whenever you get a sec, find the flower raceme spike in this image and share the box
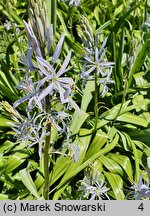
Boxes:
[81,36,115,96]
[36,50,74,104]
[82,38,114,78]
[28,0,52,51]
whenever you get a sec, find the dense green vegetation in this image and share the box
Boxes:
[0,0,150,200]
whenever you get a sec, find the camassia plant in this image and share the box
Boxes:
[0,0,150,200]
[8,0,81,200]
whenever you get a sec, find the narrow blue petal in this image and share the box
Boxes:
[64,98,80,116]
[21,47,35,69]
[37,83,53,103]
[54,82,65,103]
[82,65,96,77]
[13,95,32,108]
[84,47,93,55]
[27,97,35,110]
[99,62,114,67]
[36,77,47,89]
[21,53,29,67]
[95,33,99,47]
[83,55,94,64]
[58,77,74,85]
[99,37,107,54]
[52,34,65,63]
[57,51,72,77]
[95,47,99,62]
[36,56,54,77]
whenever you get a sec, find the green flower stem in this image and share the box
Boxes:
[43,0,57,199]
[43,125,51,200]
[94,69,98,134]
[43,89,51,200]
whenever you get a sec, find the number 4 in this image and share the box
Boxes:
[138,203,144,211]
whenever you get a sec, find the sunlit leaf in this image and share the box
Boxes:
[99,155,124,176]
[70,110,89,135]
[117,112,148,127]
[85,130,108,159]
[105,172,125,200]
[19,169,40,199]
[4,155,25,174]
[107,153,133,180]
[81,81,95,112]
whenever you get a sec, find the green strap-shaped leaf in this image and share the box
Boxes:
[85,130,108,159]
[124,133,140,183]
[129,128,150,145]
[19,169,40,199]
[65,34,84,55]
[34,158,45,191]
[50,157,72,186]
[0,84,18,102]
[6,2,24,26]
[70,110,89,135]
[117,112,148,127]
[104,172,125,200]
[81,81,95,112]
[99,155,124,176]
[107,153,133,181]
[0,140,15,154]
[96,20,112,34]
[4,155,25,174]
[0,115,15,129]
[113,1,143,34]
[100,99,150,123]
